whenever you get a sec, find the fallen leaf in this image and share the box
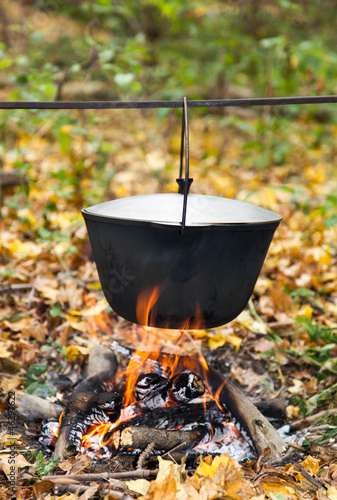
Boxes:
[328,487,337,500]
[33,480,54,497]
[58,453,91,473]
[126,479,151,495]
[301,455,320,476]
[254,338,276,353]
[288,379,304,395]
[0,453,31,479]
[196,454,230,478]
[65,345,90,362]
[79,483,99,500]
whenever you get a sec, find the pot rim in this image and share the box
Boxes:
[82,193,283,228]
[82,210,281,231]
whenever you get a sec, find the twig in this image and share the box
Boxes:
[39,469,158,482]
[0,283,32,294]
[299,467,327,489]
[290,408,337,431]
[54,483,134,499]
[137,443,155,469]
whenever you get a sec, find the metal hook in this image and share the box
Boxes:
[176,97,193,234]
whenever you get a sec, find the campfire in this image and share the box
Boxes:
[41,292,286,466]
[42,343,254,463]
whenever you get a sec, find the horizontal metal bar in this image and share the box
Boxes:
[0,95,336,110]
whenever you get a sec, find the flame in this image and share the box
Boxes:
[135,282,206,330]
[76,286,229,455]
[136,284,163,327]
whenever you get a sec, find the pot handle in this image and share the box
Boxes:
[176,96,193,234]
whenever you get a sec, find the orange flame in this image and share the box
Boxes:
[77,286,226,454]
[135,284,163,327]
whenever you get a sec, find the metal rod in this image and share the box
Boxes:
[180,97,189,234]
[0,95,337,110]
[179,105,185,179]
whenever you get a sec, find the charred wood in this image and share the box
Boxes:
[170,372,205,402]
[110,342,287,460]
[111,401,225,432]
[54,345,120,459]
[134,372,172,409]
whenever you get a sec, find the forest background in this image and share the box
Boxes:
[1,1,337,499]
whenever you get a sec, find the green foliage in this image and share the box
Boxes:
[3,1,337,101]
[35,451,60,477]
[25,363,57,398]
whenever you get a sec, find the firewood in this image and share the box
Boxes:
[110,342,287,460]
[170,372,205,402]
[16,394,63,420]
[54,344,120,459]
[205,366,287,461]
[113,426,209,452]
[134,372,172,409]
[111,401,224,432]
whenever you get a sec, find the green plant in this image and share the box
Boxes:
[35,451,60,477]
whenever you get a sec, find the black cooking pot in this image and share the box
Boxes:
[82,193,282,329]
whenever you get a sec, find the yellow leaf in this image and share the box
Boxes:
[286,405,300,419]
[4,240,43,258]
[245,187,279,210]
[126,479,151,495]
[156,457,178,482]
[297,305,313,319]
[207,330,242,351]
[261,481,297,499]
[65,314,88,333]
[66,345,89,362]
[196,454,230,478]
[3,435,22,447]
[328,487,337,500]
[301,455,320,476]
[0,344,12,358]
[288,379,303,395]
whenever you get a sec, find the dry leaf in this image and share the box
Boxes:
[126,479,151,495]
[79,483,99,500]
[58,453,91,473]
[301,455,320,477]
[0,453,31,479]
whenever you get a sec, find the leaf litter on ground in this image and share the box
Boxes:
[0,7,337,498]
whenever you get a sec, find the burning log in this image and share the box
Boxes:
[111,401,224,431]
[170,372,205,402]
[134,372,172,409]
[112,426,209,452]
[54,345,121,459]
